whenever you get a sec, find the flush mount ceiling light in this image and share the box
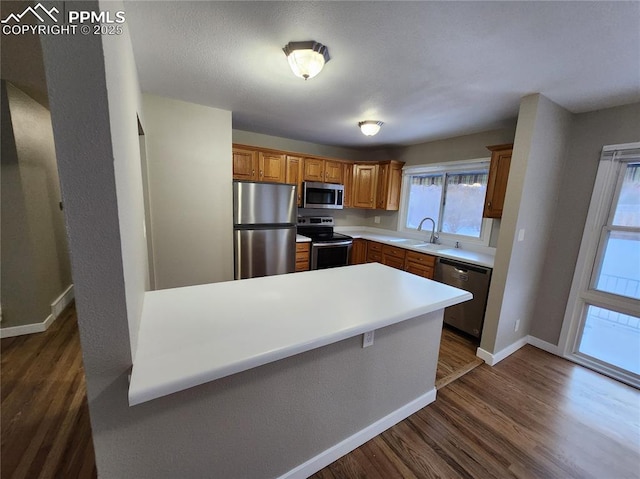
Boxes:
[358,121,384,136]
[283,41,330,80]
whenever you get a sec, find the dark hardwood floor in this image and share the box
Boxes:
[3,306,639,478]
[1,304,96,479]
[436,326,483,389]
[312,345,640,479]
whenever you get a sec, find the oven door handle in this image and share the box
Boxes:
[312,241,353,248]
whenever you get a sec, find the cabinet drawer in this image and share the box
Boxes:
[367,241,383,253]
[383,256,405,270]
[405,261,434,279]
[382,245,406,260]
[405,250,436,267]
[296,242,310,253]
[367,252,382,263]
[295,260,309,272]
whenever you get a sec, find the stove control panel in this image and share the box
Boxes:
[298,216,334,226]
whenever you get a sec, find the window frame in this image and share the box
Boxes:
[398,158,493,246]
[559,142,640,388]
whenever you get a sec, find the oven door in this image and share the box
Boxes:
[311,241,352,270]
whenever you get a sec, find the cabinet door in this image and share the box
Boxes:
[353,164,378,209]
[349,238,367,265]
[483,145,513,218]
[259,152,286,183]
[366,241,382,263]
[233,148,258,181]
[324,160,343,184]
[343,163,354,207]
[376,161,404,210]
[286,155,304,206]
[376,163,389,209]
[303,158,325,182]
[385,162,403,211]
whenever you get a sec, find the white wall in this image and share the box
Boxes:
[530,102,640,345]
[1,82,72,329]
[144,94,233,289]
[481,94,572,354]
[102,1,149,356]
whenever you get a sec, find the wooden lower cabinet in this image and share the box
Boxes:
[349,238,367,265]
[295,242,310,272]
[404,250,436,279]
[382,244,406,270]
[366,241,383,263]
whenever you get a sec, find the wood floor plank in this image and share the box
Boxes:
[1,303,97,479]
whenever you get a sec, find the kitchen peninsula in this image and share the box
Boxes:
[128,263,471,478]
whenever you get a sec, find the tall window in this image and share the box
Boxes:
[402,160,491,243]
[563,144,640,387]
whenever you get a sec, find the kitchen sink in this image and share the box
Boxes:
[387,238,428,246]
[414,243,448,251]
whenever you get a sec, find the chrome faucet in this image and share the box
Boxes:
[417,217,439,244]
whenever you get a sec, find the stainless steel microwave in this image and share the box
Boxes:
[302,182,344,209]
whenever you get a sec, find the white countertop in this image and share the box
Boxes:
[128,263,472,406]
[296,234,311,243]
[339,228,495,268]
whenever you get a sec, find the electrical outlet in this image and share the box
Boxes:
[374,216,381,224]
[363,330,375,348]
[514,319,521,332]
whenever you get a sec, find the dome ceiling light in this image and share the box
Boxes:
[358,121,384,136]
[283,41,330,80]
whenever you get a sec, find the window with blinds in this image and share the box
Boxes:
[402,160,490,241]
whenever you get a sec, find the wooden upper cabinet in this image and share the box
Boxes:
[352,163,378,209]
[232,147,259,181]
[285,155,304,206]
[376,160,404,210]
[324,160,343,184]
[483,144,513,218]
[303,158,325,182]
[303,158,344,184]
[343,163,354,208]
[259,152,286,183]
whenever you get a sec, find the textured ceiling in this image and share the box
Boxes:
[124,1,640,148]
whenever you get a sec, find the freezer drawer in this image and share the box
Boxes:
[435,258,492,339]
[234,227,296,280]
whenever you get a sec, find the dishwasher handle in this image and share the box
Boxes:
[438,257,490,275]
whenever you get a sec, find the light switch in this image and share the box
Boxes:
[518,229,525,242]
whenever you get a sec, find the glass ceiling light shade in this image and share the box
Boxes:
[283,41,330,80]
[359,121,384,136]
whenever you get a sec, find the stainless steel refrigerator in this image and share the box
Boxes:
[233,181,297,280]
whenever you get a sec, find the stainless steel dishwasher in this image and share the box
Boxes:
[435,257,492,339]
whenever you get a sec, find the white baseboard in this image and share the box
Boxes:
[526,335,561,355]
[51,284,74,319]
[476,336,529,366]
[278,388,437,479]
[0,285,74,339]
